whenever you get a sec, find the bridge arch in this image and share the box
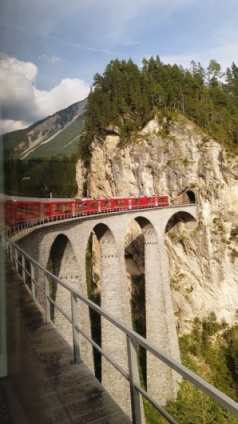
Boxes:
[165,210,197,233]
[47,233,79,346]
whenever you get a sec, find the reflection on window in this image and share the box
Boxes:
[103,201,111,207]
[115,199,125,205]
[90,202,98,208]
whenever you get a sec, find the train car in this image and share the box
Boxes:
[157,195,169,206]
[7,196,46,225]
[1,193,169,228]
[48,199,79,219]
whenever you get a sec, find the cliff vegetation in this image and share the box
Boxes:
[80,57,238,164]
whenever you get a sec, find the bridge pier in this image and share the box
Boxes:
[144,226,181,402]
[97,226,132,419]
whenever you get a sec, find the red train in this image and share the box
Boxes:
[1,194,169,228]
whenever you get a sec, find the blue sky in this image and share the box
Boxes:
[0,0,238,134]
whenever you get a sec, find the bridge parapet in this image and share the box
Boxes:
[3,233,238,424]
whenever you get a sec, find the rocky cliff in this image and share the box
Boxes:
[75,114,238,335]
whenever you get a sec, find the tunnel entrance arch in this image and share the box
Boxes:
[187,190,196,204]
[176,189,196,205]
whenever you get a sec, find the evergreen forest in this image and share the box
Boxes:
[3,155,78,198]
[80,56,238,162]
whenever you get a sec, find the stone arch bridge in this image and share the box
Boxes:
[17,204,197,415]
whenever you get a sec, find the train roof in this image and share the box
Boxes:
[0,195,76,202]
[77,195,160,200]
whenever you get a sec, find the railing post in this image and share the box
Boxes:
[21,254,26,284]
[16,246,21,273]
[8,242,11,262]
[14,246,18,271]
[127,335,142,424]
[1,233,4,249]
[30,262,36,300]
[44,273,51,323]
[71,292,80,363]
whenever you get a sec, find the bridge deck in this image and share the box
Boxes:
[1,258,131,424]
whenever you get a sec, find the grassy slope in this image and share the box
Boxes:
[2,119,46,160]
[25,115,84,159]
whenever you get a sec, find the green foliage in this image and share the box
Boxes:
[231,249,238,259]
[26,115,84,159]
[230,226,238,239]
[80,57,238,163]
[3,154,78,198]
[151,316,238,424]
[144,315,238,423]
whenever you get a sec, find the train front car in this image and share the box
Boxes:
[135,195,169,208]
[12,197,41,226]
[157,195,169,206]
[1,195,16,227]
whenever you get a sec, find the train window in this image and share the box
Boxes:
[62,204,68,212]
[133,199,140,204]
[147,198,153,203]
[76,204,83,211]
[115,199,125,205]
[17,206,23,215]
[103,201,111,207]
[54,204,62,212]
[90,201,98,208]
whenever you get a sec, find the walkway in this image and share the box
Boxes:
[0,257,131,424]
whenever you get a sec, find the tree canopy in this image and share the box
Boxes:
[80,57,238,161]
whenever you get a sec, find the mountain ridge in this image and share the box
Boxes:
[2,98,87,160]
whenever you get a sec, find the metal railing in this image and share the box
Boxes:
[5,202,197,239]
[2,232,238,424]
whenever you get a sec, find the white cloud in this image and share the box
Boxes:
[0,119,29,135]
[35,78,90,117]
[0,54,90,134]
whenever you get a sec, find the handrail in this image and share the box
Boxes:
[5,202,197,239]
[2,232,238,424]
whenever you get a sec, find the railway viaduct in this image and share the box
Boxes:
[16,202,197,417]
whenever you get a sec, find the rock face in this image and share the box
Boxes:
[75,115,238,335]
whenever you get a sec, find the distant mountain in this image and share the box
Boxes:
[2,99,87,160]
